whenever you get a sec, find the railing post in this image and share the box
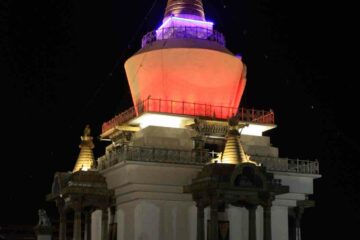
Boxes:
[130,147,134,161]
[297,159,300,173]
[152,148,155,161]
[311,162,314,174]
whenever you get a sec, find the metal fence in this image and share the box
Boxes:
[97,145,209,170]
[142,26,225,48]
[102,98,275,133]
[97,146,319,175]
[252,156,320,175]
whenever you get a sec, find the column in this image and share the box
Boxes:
[102,208,109,240]
[73,208,82,240]
[197,202,205,240]
[288,211,296,240]
[210,199,219,240]
[84,210,92,240]
[263,204,272,240]
[59,209,67,240]
[246,205,257,240]
[295,207,304,240]
[109,206,117,240]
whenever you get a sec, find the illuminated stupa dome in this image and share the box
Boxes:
[125,0,247,119]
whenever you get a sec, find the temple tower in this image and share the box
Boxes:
[47,126,113,240]
[124,0,246,118]
[93,1,320,240]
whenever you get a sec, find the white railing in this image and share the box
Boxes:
[142,26,225,48]
[98,147,319,175]
[252,156,320,175]
[97,145,209,170]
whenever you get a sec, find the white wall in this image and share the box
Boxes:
[228,205,245,240]
[91,210,102,240]
[99,145,316,240]
[134,201,160,240]
[116,200,195,240]
[36,235,51,240]
[116,208,125,240]
[256,206,264,240]
[272,206,288,240]
[188,204,197,240]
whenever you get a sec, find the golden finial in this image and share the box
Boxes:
[164,0,205,21]
[73,125,95,172]
[220,117,258,165]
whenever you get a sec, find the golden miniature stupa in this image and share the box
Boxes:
[73,125,95,172]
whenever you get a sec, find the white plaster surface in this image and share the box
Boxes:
[94,125,319,240]
[36,235,51,240]
[91,210,102,240]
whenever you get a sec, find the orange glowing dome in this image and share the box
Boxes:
[124,0,247,119]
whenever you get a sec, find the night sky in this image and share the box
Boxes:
[0,0,358,238]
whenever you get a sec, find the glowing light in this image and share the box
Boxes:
[241,123,275,136]
[124,48,246,120]
[127,113,275,137]
[156,17,215,42]
[158,17,172,30]
[158,17,214,31]
[129,113,193,129]
[81,166,90,171]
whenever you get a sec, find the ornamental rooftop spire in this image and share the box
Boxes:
[221,118,258,165]
[164,0,205,21]
[73,125,95,172]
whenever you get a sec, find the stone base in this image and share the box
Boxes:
[34,226,52,240]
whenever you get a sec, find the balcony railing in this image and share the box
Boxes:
[102,98,275,133]
[97,146,319,175]
[142,26,226,48]
[252,156,320,175]
[97,145,210,170]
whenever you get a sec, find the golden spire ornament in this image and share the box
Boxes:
[164,0,205,21]
[221,118,258,165]
[73,125,95,172]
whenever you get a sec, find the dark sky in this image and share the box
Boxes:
[0,0,358,238]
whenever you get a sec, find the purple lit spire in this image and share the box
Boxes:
[164,0,205,21]
[140,0,225,48]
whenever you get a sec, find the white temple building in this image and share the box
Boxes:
[48,1,320,240]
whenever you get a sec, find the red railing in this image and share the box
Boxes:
[102,98,275,133]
